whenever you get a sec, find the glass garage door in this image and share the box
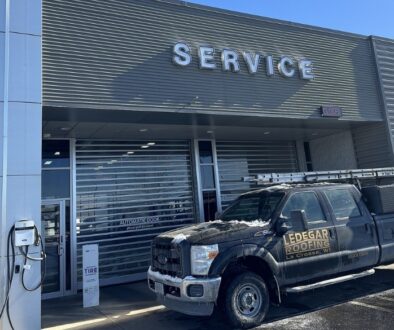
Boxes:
[216,141,299,209]
[75,140,195,285]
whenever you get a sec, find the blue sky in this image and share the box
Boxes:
[188,0,394,39]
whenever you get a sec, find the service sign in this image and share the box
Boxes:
[83,244,100,308]
[172,42,315,80]
[283,229,331,260]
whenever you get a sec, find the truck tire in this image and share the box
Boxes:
[223,272,270,329]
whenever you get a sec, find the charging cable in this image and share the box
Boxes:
[0,224,46,329]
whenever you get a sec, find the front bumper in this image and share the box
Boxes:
[147,267,221,316]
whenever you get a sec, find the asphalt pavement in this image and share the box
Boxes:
[42,264,394,330]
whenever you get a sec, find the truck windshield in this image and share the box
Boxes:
[221,192,284,222]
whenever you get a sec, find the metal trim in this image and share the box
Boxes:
[70,139,78,295]
[212,139,223,213]
[193,139,204,222]
[0,0,10,304]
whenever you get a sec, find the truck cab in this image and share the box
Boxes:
[148,176,394,329]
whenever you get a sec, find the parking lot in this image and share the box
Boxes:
[42,265,394,330]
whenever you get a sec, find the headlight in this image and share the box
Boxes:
[190,244,219,276]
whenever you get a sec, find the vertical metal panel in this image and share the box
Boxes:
[371,37,394,165]
[216,141,298,208]
[42,0,383,122]
[75,140,195,285]
[352,123,394,168]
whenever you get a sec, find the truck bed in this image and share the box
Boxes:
[374,213,394,264]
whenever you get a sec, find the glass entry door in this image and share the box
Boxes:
[41,201,67,299]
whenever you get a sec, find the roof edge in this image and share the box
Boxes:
[155,0,393,42]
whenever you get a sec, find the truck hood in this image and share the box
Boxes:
[158,220,272,245]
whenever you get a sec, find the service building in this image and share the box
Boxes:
[1,1,394,328]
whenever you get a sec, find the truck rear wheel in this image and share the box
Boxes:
[223,272,270,329]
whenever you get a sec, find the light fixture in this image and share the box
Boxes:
[207,131,213,134]
[139,128,148,132]
[60,127,71,131]
[264,131,271,135]
[312,132,319,136]
[147,142,156,146]
[141,145,149,149]
[127,151,135,155]
[43,133,51,138]
[44,161,52,166]
[54,151,61,156]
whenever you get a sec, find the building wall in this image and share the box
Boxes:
[352,123,394,168]
[0,0,42,329]
[309,131,358,170]
[42,0,383,122]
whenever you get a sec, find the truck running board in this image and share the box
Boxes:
[285,269,375,293]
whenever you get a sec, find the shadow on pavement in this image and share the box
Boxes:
[42,267,394,330]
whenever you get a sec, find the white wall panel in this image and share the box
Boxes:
[9,33,41,103]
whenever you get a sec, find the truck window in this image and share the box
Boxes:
[221,193,284,222]
[324,189,361,219]
[282,191,326,223]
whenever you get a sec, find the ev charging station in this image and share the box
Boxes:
[0,0,43,329]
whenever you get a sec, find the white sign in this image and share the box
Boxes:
[83,244,100,308]
[172,42,315,80]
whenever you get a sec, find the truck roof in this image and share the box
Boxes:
[241,182,354,196]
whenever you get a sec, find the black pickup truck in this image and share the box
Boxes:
[148,183,394,328]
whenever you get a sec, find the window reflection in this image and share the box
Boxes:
[42,170,70,199]
[42,140,70,168]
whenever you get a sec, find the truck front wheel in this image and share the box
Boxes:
[223,272,270,329]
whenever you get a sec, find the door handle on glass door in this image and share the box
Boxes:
[58,235,64,256]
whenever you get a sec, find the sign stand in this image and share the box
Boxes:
[82,244,100,308]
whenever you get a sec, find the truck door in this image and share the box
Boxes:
[280,190,340,283]
[322,187,379,273]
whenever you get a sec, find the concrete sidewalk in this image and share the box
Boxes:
[42,265,394,330]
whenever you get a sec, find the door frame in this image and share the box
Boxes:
[41,199,70,300]
[193,139,223,222]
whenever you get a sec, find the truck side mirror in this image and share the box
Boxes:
[276,218,292,235]
[290,210,308,232]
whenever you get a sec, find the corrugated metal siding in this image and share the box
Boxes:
[352,123,393,168]
[43,0,383,121]
[216,141,298,208]
[75,140,196,285]
[372,38,394,161]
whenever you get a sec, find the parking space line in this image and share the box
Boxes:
[126,305,166,316]
[350,301,392,313]
[42,318,108,330]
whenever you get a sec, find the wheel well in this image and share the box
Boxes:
[218,256,281,305]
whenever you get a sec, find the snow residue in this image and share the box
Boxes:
[149,269,183,283]
[228,220,269,227]
[171,233,190,244]
[210,219,269,227]
[149,268,199,283]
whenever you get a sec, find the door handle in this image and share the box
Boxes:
[58,235,64,256]
[364,223,374,237]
